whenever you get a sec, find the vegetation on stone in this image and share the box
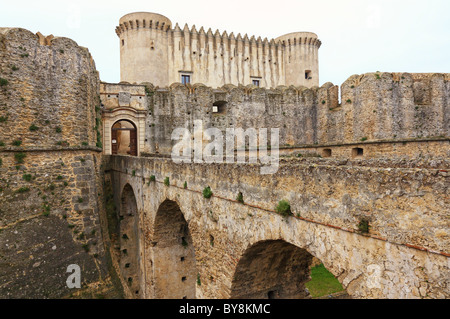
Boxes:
[202,186,213,199]
[276,200,292,217]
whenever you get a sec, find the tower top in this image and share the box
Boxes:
[116,12,172,36]
[275,32,321,48]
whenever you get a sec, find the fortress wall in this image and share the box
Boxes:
[0,28,99,148]
[0,151,108,298]
[279,139,449,159]
[138,73,448,157]
[0,28,115,298]
[146,84,322,154]
[340,73,449,142]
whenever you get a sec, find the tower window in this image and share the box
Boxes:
[121,39,125,46]
[305,70,312,80]
[252,80,260,87]
[181,75,191,84]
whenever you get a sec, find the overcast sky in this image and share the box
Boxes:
[1,0,449,86]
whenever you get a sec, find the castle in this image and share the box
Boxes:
[0,12,449,300]
[116,12,321,88]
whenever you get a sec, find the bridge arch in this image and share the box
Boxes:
[152,199,197,299]
[119,183,141,298]
[230,239,314,299]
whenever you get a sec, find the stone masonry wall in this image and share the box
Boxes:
[0,28,114,298]
[106,72,448,156]
[109,155,449,299]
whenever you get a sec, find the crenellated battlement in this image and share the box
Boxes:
[275,32,322,48]
[115,12,172,36]
[169,22,285,50]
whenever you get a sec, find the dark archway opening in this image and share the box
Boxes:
[230,240,349,299]
[112,120,137,156]
[230,240,313,299]
[152,200,197,299]
[119,184,141,297]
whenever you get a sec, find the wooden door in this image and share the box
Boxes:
[130,129,137,156]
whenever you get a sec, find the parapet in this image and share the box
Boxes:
[275,32,322,48]
[116,12,172,36]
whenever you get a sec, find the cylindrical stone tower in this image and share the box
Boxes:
[275,32,321,87]
[116,12,172,86]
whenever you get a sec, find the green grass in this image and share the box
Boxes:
[305,263,344,298]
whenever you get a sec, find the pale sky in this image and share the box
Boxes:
[1,0,449,86]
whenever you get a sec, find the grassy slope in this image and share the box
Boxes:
[305,263,345,298]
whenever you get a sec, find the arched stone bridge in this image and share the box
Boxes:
[106,155,449,299]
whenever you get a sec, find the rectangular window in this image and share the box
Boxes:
[305,70,312,80]
[252,80,260,87]
[181,75,191,84]
[352,147,364,158]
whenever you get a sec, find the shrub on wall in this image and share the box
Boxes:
[358,218,370,234]
[147,175,156,186]
[12,140,22,147]
[276,200,292,217]
[236,192,244,204]
[203,186,213,199]
[16,187,30,193]
[14,152,26,164]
